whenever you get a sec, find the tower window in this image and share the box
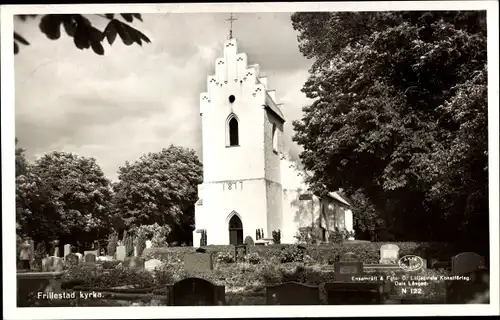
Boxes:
[272,123,278,153]
[228,117,239,146]
[228,95,236,103]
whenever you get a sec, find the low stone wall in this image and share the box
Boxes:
[17,271,66,307]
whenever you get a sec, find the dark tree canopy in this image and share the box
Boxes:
[111,145,203,233]
[291,11,488,250]
[14,13,150,55]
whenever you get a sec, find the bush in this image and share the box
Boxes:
[124,232,134,257]
[272,230,281,244]
[279,246,304,263]
[98,260,121,270]
[243,252,261,264]
[216,252,235,263]
[62,265,157,289]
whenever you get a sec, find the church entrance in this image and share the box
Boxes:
[228,215,243,245]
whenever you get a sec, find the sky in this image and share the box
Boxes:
[14,12,313,181]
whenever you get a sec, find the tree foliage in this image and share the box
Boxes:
[15,138,29,178]
[14,13,150,55]
[16,151,113,244]
[112,145,203,233]
[291,11,488,246]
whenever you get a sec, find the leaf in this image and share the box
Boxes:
[90,40,104,55]
[73,24,90,50]
[113,20,133,46]
[121,13,134,23]
[62,17,77,37]
[104,20,118,45]
[132,13,143,22]
[39,14,63,40]
[14,32,30,45]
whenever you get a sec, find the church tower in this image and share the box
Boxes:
[193,34,286,246]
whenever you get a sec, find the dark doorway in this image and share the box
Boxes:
[228,215,243,245]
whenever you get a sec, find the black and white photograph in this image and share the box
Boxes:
[2,1,499,318]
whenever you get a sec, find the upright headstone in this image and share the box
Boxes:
[167,277,225,306]
[145,240,152,249]
[145,259,163,272]
[84,253,96,264]
[451,252,485,275]
[266,282,320,305]
[53,247,60,258]
[334,257,364,282]
[75,252,83,261]
[65,253,79,268]
[63,244,71,258]
[116,245,126,261]
[379,244,400,264]
[84,250,99,258]
[184,252,214,273]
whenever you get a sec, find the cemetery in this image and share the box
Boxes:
[16,234,490,307]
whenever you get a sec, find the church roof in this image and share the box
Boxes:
[326,192,351,207]
[264,103,285,123]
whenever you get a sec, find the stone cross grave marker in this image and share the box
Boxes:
[65,253,79,268]
[379,244,400,264]
[116,245,126,261]
[451,252,485,275]
[167,277,225,306]
[184,252,214,273]
[63,244,71,258]
[266,282,321,305]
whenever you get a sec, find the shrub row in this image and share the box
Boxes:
[143,242,458,264]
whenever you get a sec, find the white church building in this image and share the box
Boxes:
[192,36,354,246]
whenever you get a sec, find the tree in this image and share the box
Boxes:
[112,145,203,241]
[14,14,150,55]
[15,138,29,178]
[16,151,113,246]
[291,12,487,248]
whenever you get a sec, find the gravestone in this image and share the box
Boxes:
[451,252,485,275]
[53,246,60,257]
[145,259,163,272]
[84,253,96,264]
[63,244,71,258]
[65,253,79,267]
[184,252,214,273]
[266,282,321,305]
[18,241,32,270]
[167,277,225,306]
[75,252,83,261]
[116,245,126,261]
[380,244,400,264]
[84,249,99,258]
[124,257,145,271]
[42,257,64,272]
[234,244,247,262]
[145,240,152,249]
[334,258,364,282]
[244,236,255,246]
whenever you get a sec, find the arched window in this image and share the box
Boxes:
[228,117,239,146]
[272,123,278,152]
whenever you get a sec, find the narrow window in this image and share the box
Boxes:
[229,117,239,146]
[272,123,278,152]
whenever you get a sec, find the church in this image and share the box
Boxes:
[192,33,354,246]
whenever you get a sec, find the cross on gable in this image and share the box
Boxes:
[225,13,238,39]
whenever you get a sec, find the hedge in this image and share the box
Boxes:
[143,241,459,264]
